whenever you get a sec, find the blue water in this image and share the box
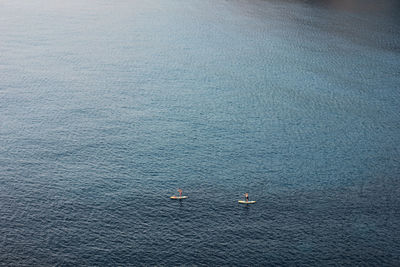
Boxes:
[1,0,400,265]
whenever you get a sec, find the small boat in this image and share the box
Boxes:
[170,196,188,200]
[239,193,255,204]
[170,189,187,200]
[238,200,256,204]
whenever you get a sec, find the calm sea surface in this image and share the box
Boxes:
[1,0,400,265]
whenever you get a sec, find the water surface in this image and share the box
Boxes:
[1,0,400,265]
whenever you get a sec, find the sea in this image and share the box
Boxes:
[1,0,400,265]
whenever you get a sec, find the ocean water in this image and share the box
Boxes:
[1,0,400,265]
